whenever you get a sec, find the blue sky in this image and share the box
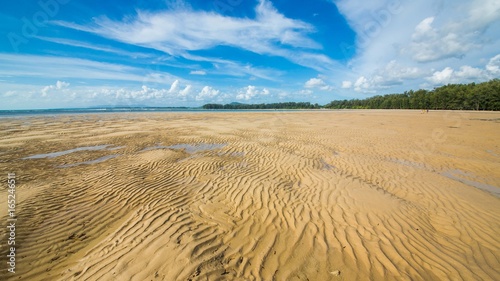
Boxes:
[1,0,499,109]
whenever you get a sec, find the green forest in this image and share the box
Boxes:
[203,79,500,111]
[203,101,320,110]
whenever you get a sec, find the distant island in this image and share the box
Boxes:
[204,79,500,111]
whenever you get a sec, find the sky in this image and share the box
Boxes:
[1,0,499,109]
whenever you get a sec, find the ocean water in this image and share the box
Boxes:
[0,107,203,117]
[0,107,302,118]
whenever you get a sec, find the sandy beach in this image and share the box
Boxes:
[0,110,499,280]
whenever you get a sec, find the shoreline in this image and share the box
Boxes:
[2,108,500,119]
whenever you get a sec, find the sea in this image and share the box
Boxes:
[0,107,307,118]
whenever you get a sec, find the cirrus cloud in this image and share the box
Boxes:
[53,0,336,72]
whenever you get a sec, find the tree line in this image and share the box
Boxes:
[325,79,499,110]
[203,102,321,109]
[203,79,500,111]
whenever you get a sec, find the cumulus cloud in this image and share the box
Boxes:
[168,79,180,93]
[334,0,500,94]
[89,79,195,105]
[404,0,500,62]
[304,78,334,91]
[236,85,270,100]
[455,66,485,80]
[2,79,210,109]
[300,89,313,95]
[341,81,352,89]
[179,85,192,97]
[41,80,70,96]
[56,80,70,89]
[346,53,499,91]
[408,17,477,62]
[486,54,500,75]
[196,86,220,101]
[427,67,454,85]
[305,78,324,88]
[111,82,192,102]
[353,76,372,92]
[383,61,422,81]
[343,60,424,92]
[426,64,493,86]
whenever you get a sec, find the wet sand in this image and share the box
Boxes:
[0,110,499,280]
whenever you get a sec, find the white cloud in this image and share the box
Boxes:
[353,76,371,92]
[346,54,498,91]
[196,86,220,101]
[56,80,70,89]
[98,83,193,102]
[456,66,485,79]
[179,85,192,97]
[190,70,206,75]
[168,79,180,93]
[427,67,454,85]
[4,91,16,97]
[300,89,313,95]
[181,53,284,81]
[236,85,270,100]
[343,60,423,92]
[414,17,434,34]
[408,17,476,62]
[0,53,180,84]
[333,0,500,95]
[426,64,491,86]
[486,54,500,75]
[305,78,325,88]
[41,80,70,96]
[341,81,352,89]
[304,78,334,91]
[3,79,199,109]
[383,60,421,81]
[53,0,336,72]
[36,36,152,58]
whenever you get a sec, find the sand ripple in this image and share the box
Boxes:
[0,111,499,280]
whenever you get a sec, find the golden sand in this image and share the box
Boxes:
[0,110,499,280]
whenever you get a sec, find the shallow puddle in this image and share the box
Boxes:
[141,143,227,154]
[58,154,120,168]
[23,145,111,159]
[442,169,500,198]
[167,143,227,154]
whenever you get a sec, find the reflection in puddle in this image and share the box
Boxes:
[442,169,499,198]
[107,146,126,151]
[22,145,125,159]
[58,154,120,168]
[141,143,227,154]
[23,145,111,159]
[167,143,227,154]
[140,145,170,152]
